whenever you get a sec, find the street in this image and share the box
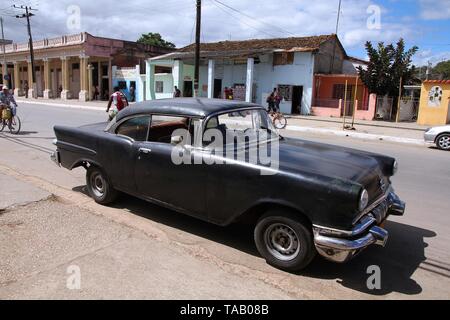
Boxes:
[1,102,449,299]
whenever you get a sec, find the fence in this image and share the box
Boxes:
[375,96,420,122]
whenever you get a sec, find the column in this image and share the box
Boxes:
[145,61,155,100]
[61,57,70,100]
[43,59,52,99]
[108,58,112,96]
[13,62,20,97]
[207,59,215,99]
[173,60,184,95]
[97,60,102,100]
[27,60,34,99]
[245,57,254,103]
[78,55,89,102]
[87,63,94,101]
[1,63,8,88]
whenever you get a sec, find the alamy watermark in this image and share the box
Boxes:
[66,5,81,31]
[366,265,381,290]
[66,265,81,290]
[367,5,381,30]
[170,123,280,176]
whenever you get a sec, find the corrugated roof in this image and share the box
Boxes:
[179,34,336,53]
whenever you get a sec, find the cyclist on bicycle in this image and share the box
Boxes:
[0,86,18,116]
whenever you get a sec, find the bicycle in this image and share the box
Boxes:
[268,110,287,129]
[0,106,21,135]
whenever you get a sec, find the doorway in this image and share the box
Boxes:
[183,81,193,97]
[291,86,303,114]
[214,79,222,98]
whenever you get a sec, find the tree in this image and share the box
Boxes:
[137,33,176,49]
[358,39,418,97]
[433,60,450,79]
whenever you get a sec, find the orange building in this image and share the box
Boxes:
[312,74,376,120]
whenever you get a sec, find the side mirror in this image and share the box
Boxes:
[171,135,184,145]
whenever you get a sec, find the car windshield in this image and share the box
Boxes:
[203,109,279,147]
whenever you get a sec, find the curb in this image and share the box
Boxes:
[288,116,428,132]
[17,99,425,146]
[285,125,425,146]
[17,99,105,111]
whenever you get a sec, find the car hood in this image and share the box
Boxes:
[276,138,388,194]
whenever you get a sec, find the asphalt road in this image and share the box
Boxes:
[0,102,449,299]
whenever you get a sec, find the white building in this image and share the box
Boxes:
[145,34,349,115]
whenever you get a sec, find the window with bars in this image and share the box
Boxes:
[155,81,164,93]
[332,84,354,100]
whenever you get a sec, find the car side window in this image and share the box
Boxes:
[148,115,190,144]
[116,116,151,141]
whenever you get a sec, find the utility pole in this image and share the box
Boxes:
[329,0,342,74]
[194,0,201,97]
[426,61,431,80]
[14,5,38,98]
[1,17,9,87]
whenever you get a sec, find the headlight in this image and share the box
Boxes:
[359,189,369,212]
[392,160,398,176]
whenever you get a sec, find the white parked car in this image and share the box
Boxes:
[424,125,450,151]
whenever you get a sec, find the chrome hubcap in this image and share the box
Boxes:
[90,172,105,197]
[264,223,300,261]
[439,136,450,149]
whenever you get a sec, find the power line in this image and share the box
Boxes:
[209,0,279,38]
[212,0,295,37]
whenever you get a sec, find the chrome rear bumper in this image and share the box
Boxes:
[313,191,405,263]
[50,150,61,167]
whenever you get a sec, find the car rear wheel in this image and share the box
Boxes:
[254,210,316,272]
[86,166,118,205]
[437,134,450,151]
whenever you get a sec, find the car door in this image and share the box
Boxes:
[134,115,207,218]
[102,115,151,193]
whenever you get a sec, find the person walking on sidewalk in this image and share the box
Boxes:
[173,86,181,98]
[266,92,275,113]
[106,87,129,121]
[24,81,29,99]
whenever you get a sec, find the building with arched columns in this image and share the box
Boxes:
[0,32,173,101]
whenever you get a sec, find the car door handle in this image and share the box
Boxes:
[138,147,152,154]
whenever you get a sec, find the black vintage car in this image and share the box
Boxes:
[52,98,405,271]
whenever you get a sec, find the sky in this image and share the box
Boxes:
[1,0,449,66]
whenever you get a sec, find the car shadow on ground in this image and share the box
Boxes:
[73,186,437,296]
[302,221,437,296]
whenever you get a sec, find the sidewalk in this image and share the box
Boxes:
[15,98,427,146]
[285,116,426,145]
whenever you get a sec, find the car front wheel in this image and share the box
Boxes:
[254,210,316,272]
[86,166,118,205]
[437,134,450,151]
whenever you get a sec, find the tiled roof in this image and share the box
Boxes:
[423,80,450,84]
[179,34,336,53]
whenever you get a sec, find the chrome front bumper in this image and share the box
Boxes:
[313,191,405,263]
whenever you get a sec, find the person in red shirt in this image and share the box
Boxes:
[106,86,129,121]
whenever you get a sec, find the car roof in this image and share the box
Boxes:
[116,98,264,120]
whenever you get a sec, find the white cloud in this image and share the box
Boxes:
[414,49,450,66]
[0,0,423,53]
[420,0,450,20]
